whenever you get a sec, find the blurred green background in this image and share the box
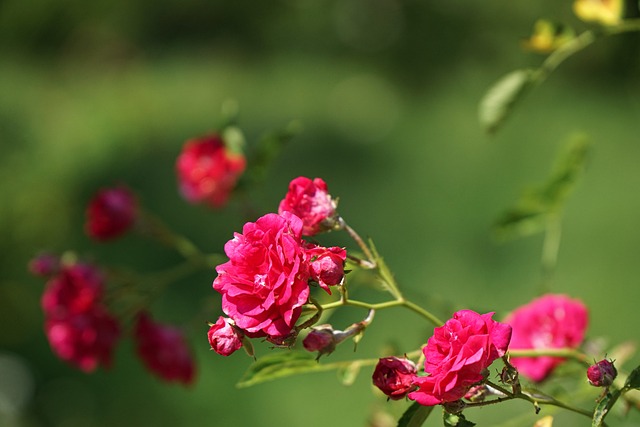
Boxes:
[2,0,640,425]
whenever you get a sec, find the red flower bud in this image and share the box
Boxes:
[28,253,60,277]
[207,316,243,356]
[303,328,335,354]
[587,359,617,387]
[85,186,137,241]
[372,357,417,400]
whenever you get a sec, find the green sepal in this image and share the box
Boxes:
[479,69,536,134]
[397,402,434,427]
[443,412,476,427]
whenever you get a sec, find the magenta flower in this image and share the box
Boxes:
[213,212,311,339]
[85,186,138,241]
[504,294,588,382]
[306,245,347,294]
[372,357,418,400]
[409,310,512,406]
[278,176,337,236]
[207,316,244,356]
[45,307,121,372]
[28,253,60,277]
[176,134,246,208]
[134,312,195,385]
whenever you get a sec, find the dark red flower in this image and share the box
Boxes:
[85,186,137,241]
[373,357,418,400]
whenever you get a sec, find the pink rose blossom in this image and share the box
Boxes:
[207,316,244,356]
[504,294,588,382]
[278,176,337,236]
[306,245,347,294]
[134,312,195,385]
[45,306,121,372]
[41,263,104,318]
[213,212,311,339]
[85,186,137,241]
[176,134,246,208]
[372,357,418,400]
[409,310,512,406]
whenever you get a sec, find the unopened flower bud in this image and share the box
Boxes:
[372,356,417,400]
[303,328,335,353]
[306,245,347,294]
[207,316,244,356]
[85,186,138,241]
[587,359,617,387]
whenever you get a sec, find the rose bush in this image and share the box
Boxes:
[409,310,512,406]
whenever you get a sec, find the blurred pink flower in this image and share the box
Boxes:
[85,186,138,241]
[134,312,195,385]
[176,134,245,208]
[504,294,588,382]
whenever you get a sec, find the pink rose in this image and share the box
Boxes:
[41,263,104,318]
[278,176,337,236]
[409,310,512,406]
[85,186,137,241]
[212,212,311,339]
[207,316,244,356]
[134,312,195,385]
[504,294,588,382]
[372,357,418,400]
[176,134,246,208]
[306,245,347,294]
[45,306,121,372]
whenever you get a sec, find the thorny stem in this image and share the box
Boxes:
[338,217,376,269]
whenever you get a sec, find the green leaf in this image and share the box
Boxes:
[592,390,620,427]
[493,136,590,241]
[479,69,536,134]
[397,402,434,427]
[624,365,640,390]
[236,352,320,388]
[337,361,361,386]
[443,412,476,427]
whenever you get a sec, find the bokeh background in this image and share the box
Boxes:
[2,0,640,426]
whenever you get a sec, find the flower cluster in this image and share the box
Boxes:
[209,177,346,354]
[40,261,121,372]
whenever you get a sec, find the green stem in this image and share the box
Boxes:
[484,380,595,421]
[508,347,590,366]
[540,215,562,293]
[320,297,443,327]
[137,209,204,260]
[340,218,376,268]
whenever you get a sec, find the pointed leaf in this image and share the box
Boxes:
[397,402,434,427]
[479,69,536,134]
[337,361,361,386]
[592,390,620,427]
[624,365,640,390]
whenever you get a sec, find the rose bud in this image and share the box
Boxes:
[372,357,418,400]
[587,359,617,387]
[85,186,138,241]
[278,176,338,236]
[303,327,336,356]
[207,316,244,356]
[306,245,347,294]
